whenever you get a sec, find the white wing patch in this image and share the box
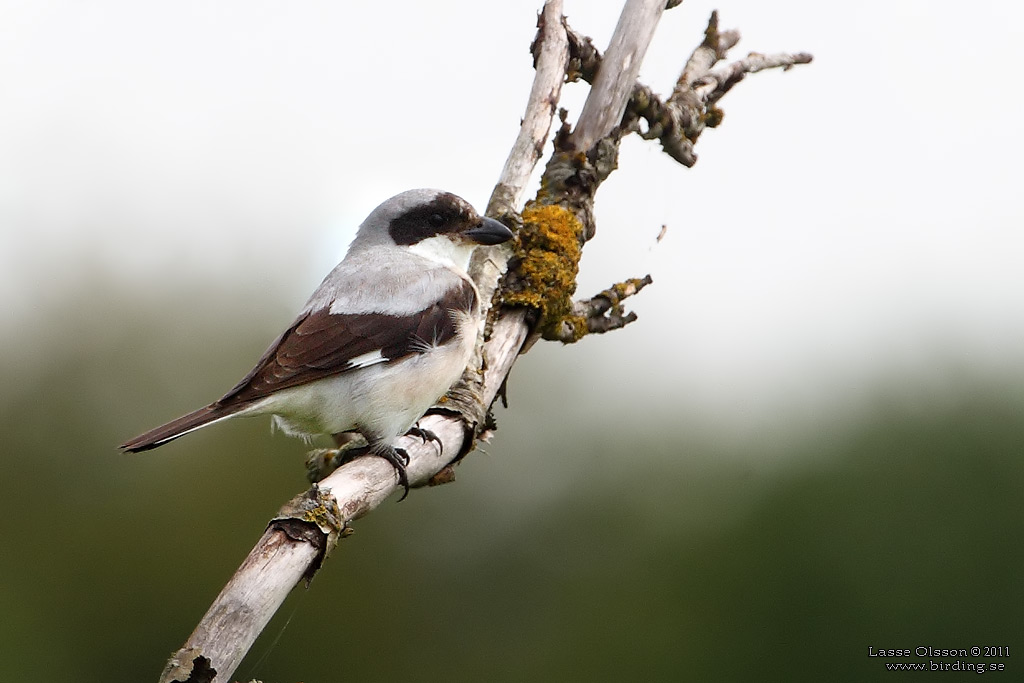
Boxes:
[348,349,387,369]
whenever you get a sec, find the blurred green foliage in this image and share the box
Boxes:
[1,288,1021,683]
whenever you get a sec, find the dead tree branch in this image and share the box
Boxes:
[486,0,570,225]
[158,1,810,680]
[549,275,654,342]
[569,0,667,154]
[565,10,812,167]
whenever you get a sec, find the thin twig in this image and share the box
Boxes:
[695,50,815,105]
[548,275,654,342]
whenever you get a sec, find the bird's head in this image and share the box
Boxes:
[351,189,514,271]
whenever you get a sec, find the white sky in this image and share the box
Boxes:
[2,0,1022,432]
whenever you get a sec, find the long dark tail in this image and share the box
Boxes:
[120,403,238,452]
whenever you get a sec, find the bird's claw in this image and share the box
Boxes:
[406,423,443,454]
[373,444,411,501]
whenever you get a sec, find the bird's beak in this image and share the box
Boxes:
[464,217,514,245]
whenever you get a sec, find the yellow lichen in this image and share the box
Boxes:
[502,202,587,342]
[607,277,650,303]
[303,504,336,530]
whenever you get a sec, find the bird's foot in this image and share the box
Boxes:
[371,443,411,501]
[307,438,409,500]
[406,423,443,454]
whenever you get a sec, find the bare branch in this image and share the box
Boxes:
[487,0,568,223]
[569,0,667,152]
[564,11,812,168]
[676,10,740,90]
[694,50,815,105]
[158,522,322,683]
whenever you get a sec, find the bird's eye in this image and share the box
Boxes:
[429,213,444,227]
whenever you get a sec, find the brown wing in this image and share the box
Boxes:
[217,278,477,407]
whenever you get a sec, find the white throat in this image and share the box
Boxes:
[407,235,476,273]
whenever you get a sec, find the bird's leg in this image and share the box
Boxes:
[406,421,443,454]
[310,439,410,500]
[308,431,408,501]
[370,441,411,501]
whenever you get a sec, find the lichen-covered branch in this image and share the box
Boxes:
[549,275,654,343]
[500,2,671,345]
[501,202,584,340]
[495,7,813,352]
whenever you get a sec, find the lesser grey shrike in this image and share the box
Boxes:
[121,189,514,497]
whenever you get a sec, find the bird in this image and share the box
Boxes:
[121,189,514,497]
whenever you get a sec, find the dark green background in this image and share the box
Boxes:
[2,286,1021,683]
